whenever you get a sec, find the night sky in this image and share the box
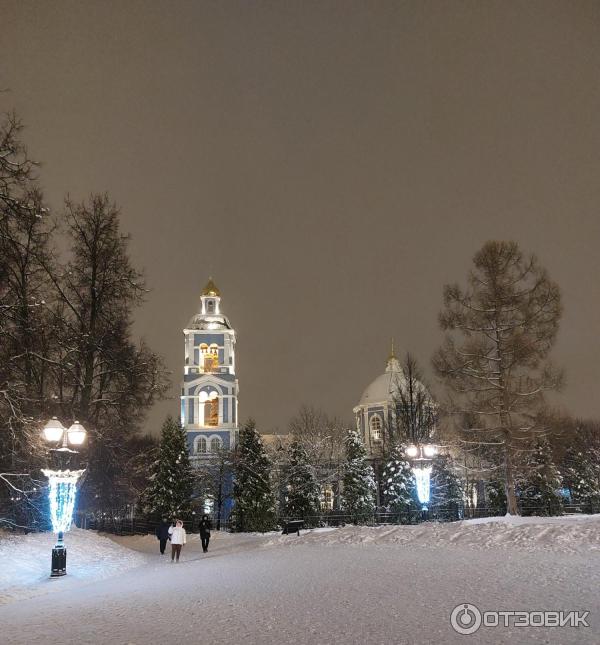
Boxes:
[3,1,600,433]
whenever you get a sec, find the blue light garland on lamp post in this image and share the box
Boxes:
[41,417,87,578]
[406,443,437,511]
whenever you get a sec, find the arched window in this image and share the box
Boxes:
[200,343,218,373]
[370,415,382,441]
[204,391,218,427]
[204,343,218,372]
[194,436,207,454]
[206,299,215,314]
[210,436,222,453]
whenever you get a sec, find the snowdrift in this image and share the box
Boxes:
[265,514,600,553]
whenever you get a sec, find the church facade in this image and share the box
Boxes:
[181,279,239,460]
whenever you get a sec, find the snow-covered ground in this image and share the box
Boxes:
[0,528,146,604]
[264,513,600,553]
[0,516,598,644]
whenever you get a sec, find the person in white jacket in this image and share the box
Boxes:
[168,519,187,562]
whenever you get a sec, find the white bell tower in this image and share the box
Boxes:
[181,278,239,460]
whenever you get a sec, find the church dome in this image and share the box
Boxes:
[186,277,231,330]
[358,360,407,406]
[201,278,221,297]
[357,350,431,408]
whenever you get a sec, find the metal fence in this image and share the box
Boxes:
[74,511,234,536]
[73,502,600,537]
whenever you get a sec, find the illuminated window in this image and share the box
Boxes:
[201,343,219,372]
[205,397,218,426]
[320,485,334,511]
[370,415,382,441]
[210,436,222,452]
[194,436,207,454]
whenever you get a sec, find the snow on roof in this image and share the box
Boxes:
[358,370,406,406]
[186,314,232,330]
[357,359,431,408]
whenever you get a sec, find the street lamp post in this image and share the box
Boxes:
[405,443,436,512]
[41,417,87,578]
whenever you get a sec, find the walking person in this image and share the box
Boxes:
[168,519,186,562]
[199,514,212,553]
[155,518,171,555]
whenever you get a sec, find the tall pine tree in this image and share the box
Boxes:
[232,419,277,532]
[142,416,194,520]
[433,241,562,515]
[341,429,376,524]
[382,444,417,514]
[283,441,321,525]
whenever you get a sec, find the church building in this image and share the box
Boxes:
[353,343,434,459]
[353,344,405,458]
[181,279,239,460]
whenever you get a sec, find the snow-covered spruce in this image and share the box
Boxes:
[518,436,563,516]
[430,453,464,519]
[283,441,321,525]
[381,443,417,513]
[141,415,194,519]
[562,444,600,511]
[231,419,277,532]
[341,429,376,524]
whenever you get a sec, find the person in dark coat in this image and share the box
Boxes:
[199,514,212,553]
[155,518,171,555]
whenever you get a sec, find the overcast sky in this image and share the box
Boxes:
[3,1,600,433]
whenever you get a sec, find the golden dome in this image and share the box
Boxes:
[201,278,221,297]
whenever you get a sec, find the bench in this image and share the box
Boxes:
[282,519,304,536]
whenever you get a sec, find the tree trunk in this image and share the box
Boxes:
[504,437,519,515]
[216,464,223,531]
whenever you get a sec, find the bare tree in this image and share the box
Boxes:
[42,194,169,508]
[0,107,169,522]
[387,353,437,448]
[287,405,347,510]
[289,405,346,468]
[433,240,563,515]
[0,110,53,524]
[0,111,37,213]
